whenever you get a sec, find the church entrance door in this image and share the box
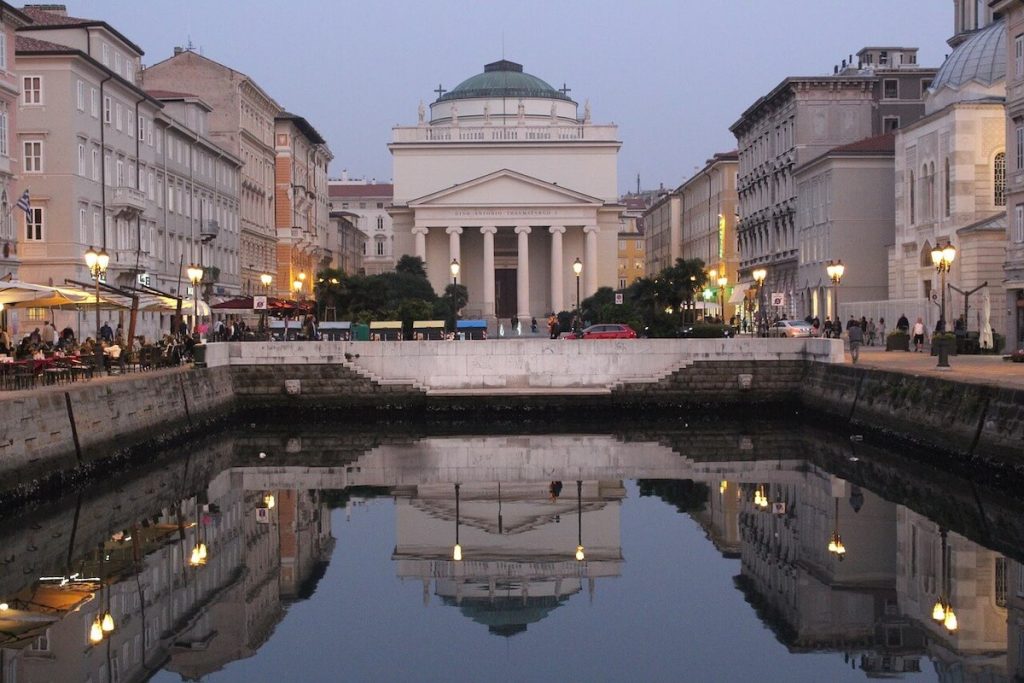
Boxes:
[495,268,517,320]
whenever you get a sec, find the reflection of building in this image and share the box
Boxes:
[392,481,623,636]
[895,509,1008,679]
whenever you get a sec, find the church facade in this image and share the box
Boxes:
[389,60,622,328]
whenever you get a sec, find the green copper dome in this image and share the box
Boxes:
[438,60,571,102]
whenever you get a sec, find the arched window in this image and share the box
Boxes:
[944,157,951,217]
[994,152,1006,206]
[909,170,916,224]
[920,240,933,267]
[928,162,936,220]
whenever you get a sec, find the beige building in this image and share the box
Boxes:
[273,112,332,299]
[328,178,395,275]
[794,133,895,323]
[141,48,281,296]
[389,59,622,328]
[886,16,1009,338]
[12,6,243,341]
[329,210,367,277]
[643,189,681,277]
[0,3,29,295]
[731,48,936,319]
[993,0,1024,351]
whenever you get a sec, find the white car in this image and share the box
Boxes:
[768,320,813,338]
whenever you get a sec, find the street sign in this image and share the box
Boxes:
[255,507,270,524]
[614,293,623,305]
[772,502,786,515]
[771,293,785,307]
[253,295,268,311]
[136,272,151,287]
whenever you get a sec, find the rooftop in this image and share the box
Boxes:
[437,60,571,103]
[828,132,896,155]
[328,183,394,199]
[19,4,144,55]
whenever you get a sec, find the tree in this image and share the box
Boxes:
[395,255,426,278]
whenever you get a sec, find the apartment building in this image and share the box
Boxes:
[327,177,394,275]
[0,2,30,292]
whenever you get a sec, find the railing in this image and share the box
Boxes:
[392,124,619,143]
[111,187,146,213]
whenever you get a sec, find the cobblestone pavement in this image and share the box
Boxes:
[847,343,1024,390]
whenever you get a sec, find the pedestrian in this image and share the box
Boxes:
[548,313,559,339]
[549,481,563,501]
[848,320,864,363]
[877,317,886,344]
[823,317,833,339]
[530,317,538,334]
[897,313,909,333]
[912,316,926,352]
[100,321,113,342]
[846,315,857,330]
[867,318,876,346]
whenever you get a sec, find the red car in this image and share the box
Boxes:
[578,323,637,339]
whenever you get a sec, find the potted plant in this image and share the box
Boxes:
[886,330,910,352]
[930,332,957,357]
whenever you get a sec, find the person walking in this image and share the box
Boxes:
[848,320,864,363]
[912,317,926,352]
[897,314,910,333]
[877,317,886,345]
[867,318,876,346]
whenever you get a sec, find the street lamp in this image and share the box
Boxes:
[187,264,203,339]
[826,260,845,330]
[450,258,460,287]
[260,273,272,291]
[575,480,585,561]
[717,275,728,323]
[84,246,109,373]
[931,242,956,331]
[752,268,767,336]
[826,498,847,561]
[572,257,583,334]
[292,278,303,298]
[932,528,958,633]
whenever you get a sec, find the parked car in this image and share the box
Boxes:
[575,323,638,339]
[677,323,736,338]
[767,320,813,338]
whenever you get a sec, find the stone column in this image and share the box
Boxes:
[515,225,531,323]
[446,226,462,271]
[548,225,565,313]
[412,225,428,261]
[584,224,599,297]
[480,226,496,317]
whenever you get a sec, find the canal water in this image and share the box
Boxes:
[0,420,1020,682]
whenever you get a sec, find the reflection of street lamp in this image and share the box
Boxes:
[826,498,846,561]
[575,480,585,561]
[931,243,956,330]
[84,246,109,371]
[932,528,958,633]
[826,260,845,328]
[453,483,462,561]
[752,268,767,336]
[450,258,460,287]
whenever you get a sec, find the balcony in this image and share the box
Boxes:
[110,187,146,219]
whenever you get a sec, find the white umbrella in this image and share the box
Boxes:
[980,290,993,350]
[0,280,59,305]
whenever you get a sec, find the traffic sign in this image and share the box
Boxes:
[771,293,785,307]
[253,295,268,311]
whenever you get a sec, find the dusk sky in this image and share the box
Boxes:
[71,0,950,194]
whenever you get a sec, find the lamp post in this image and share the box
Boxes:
[575,480,585,561]
[931,243,956,331]
[826,260,845,331]
[450,258,460,288]
[84,246,109,373]
[932,528,958,633]
[572,257,583,335]
[717,275,728,323]
[187,264,203,339]
[826,497,847,561]
[259,273,273,336]
[752,268,767,336]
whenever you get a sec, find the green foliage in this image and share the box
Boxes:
[397,299,434,338]
[312,263,441,325]
[395,255,426,278]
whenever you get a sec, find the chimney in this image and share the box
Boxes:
[24,4,68,16]
[834,65,839,74]
[173,46,184,56]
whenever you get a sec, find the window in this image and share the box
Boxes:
[25,207,43,241]
[104,154,111,185]
[619,278,627,289]
[116,159,124,187]
[93,211,100,245]
[76,80,85,110]
[79,207,87,243]
[1016,34,1024,80]
[376,216,384,231]
[167,185,174,212]
[23,141,42,172]
[115,103,122,131]
[22,76,41,104]
[995,152,1006,206]
[376,240,384,256]
[91,88,99,118]
[138,116,146,141]
[126,113,134,138]
[101,43,109,66]
[376,202,384,209]
[1016,205,1024,243]
[103,96,111,124]
[92,149,99,181]
[0,106,7,157]
[883,79,898,99]
[879,50,889,65]
[78,143,85,175]
[944,157,951,217]
[921,79,932,97]
[0,32,6,71]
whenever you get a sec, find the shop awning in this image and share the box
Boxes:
[728,283,751,304]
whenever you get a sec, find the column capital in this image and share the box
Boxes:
[411,226,428,236]
[583,224,600,234]
[514,225,532,235]
[445,226,463,235]
[548,225,566,235]
[479,225,498,235]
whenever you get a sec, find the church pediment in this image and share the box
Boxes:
[408,169,603,208]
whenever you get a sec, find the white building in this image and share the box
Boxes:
[389,59,622,328]
[327,176,394,275]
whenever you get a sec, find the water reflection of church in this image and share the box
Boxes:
[391,481,624,637]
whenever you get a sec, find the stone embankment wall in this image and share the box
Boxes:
[0,366,234,487]
[802,363,1024,469]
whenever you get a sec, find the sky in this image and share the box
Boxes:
[70,0,950,195]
